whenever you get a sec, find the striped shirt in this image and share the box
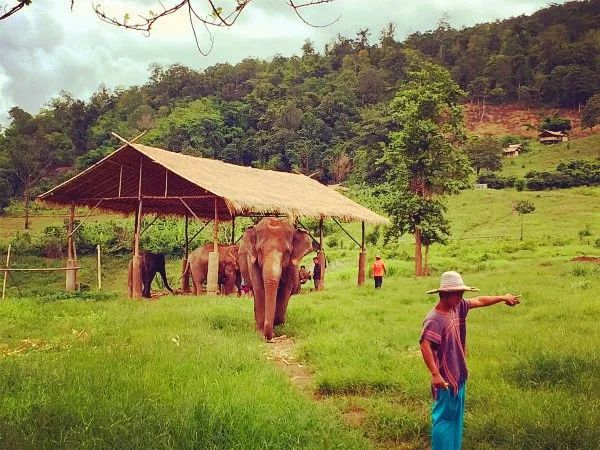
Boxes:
[420,299,470,396]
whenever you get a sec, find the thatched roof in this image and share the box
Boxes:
[38,142,389,224]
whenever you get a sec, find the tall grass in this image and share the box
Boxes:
[1,187,599,448]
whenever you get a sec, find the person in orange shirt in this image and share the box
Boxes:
[372,255,387,288]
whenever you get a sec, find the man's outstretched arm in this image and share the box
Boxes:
[467,294,520,309]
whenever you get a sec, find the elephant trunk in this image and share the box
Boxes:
[262,255,283,341]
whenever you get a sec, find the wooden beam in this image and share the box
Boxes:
[331,217,361,248]
[140,215,160,236]
[68,199,103,238]
[3,267,83,272]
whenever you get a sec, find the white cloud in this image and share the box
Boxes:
[0,0,565,124]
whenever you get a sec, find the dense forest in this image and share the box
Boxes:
[1,0,599,213]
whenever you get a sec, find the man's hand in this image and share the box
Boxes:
[503,294,520,306]
[432,373,449,389]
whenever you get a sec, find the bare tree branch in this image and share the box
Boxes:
[0,0,30,21]
[2,0,338,54]
[288,0,340,28]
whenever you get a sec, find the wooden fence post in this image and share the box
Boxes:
[97,244,102,290]
[358,221,366,286]
[2,244,11,300]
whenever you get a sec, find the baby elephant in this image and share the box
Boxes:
[141,251,174,298]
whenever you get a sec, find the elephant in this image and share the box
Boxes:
[239,218,314,340]
[141,251,174,298]
[184,243,240,295]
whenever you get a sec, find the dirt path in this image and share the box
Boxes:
[264,335,315,392]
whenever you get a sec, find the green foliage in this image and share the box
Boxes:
[513,200,535,215]
[384,62,471,273]
[513,200,535,240]
[464,135,503,174]
[577,224,592,243]
[539,115,572,133]
[582,93,600,129]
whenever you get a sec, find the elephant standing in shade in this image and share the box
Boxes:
[141,252,174,298]
[239,218,314,340]
[184,243,240,295]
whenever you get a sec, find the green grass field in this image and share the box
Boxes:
[1,187,599,448]
[499,134,600,178]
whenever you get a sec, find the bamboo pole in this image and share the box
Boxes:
[182,213,190,293]
[2,244,11,300]
[358,221,366,286]
[97,244,102,289]
[3,266,83,272]
[66,203,77,292]
[318,217,325,291]
[206,198,219,294]
[131,157,143,299]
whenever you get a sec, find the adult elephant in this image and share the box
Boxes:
[239,218,313,340]
[184,243,240,295]
[141,252,174,298]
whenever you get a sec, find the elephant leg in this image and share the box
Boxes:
[142,268,152,298]
[190,264,201,295]
[275,266,295,326]
[248,263,264,332]
[195,264,207,295]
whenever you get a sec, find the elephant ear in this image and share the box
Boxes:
[291,229,313,266]
[242,227,258,264]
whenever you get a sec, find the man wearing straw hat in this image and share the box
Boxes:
[419,271,520,450]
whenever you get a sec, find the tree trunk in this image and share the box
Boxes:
[23,183,30,230]
[414,228,423,277]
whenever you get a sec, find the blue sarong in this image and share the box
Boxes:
[431,383,466,450]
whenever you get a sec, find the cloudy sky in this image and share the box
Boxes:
[0,0,564,123]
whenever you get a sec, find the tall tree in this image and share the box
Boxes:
[0,107,60,228]
[464,135,503,175]
[384,62,472,276]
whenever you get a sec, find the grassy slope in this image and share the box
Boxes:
[1,188,599,448]
[499,134,600,178]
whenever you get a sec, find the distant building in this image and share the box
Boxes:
[503,144,522,158]
[539,130,569,145]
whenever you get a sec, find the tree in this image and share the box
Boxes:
[464,135,502,175]
[0,107,60,229]
[513,200,535,241]
[539,115,571,133]
[582,94,600,129]
[384,62,472,276]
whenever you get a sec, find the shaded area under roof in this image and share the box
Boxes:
[38,142,389,224]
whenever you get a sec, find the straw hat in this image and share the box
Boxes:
[426,271,479,294]
[375,255,381,259]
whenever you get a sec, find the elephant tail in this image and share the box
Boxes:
[180,260,191,281]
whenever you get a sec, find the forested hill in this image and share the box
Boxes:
[0,0,599,210]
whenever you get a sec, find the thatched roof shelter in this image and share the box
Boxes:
[38,141,388,224]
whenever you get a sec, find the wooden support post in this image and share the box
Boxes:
[65,203,77,292]
[206,198,220,294]
[131,157,143,299]
[182,213,190,293]
[2,244,11,300]
[132,199,143,299]
[97,244,102,290]
[358,221,366,286]
[318,217,325,291]
[127,260,133,298]
[231,216,235,244]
